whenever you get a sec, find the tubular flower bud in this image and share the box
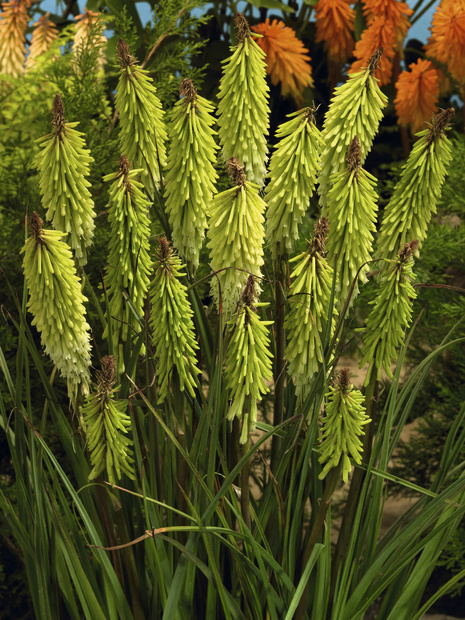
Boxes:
[318,49,388,210]
[0,0,30,77]
[116,39,167,194]
[284,218,338,403]
[376,108,454,260]
[102,155,153,370]
[265,107,324,261]
[21,212,92,401]
[149,237,200,402]
[165,79,219,274]
[358,241,418,386]
[224,276,273,444]
[319,369,371,484]
[25,13,59,70]
[33,94,96,266]
[207,157,266,319]
[217,13,270,186]
[82,355,135,484]
[326,136,379,308]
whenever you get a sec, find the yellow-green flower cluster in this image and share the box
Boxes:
[207,157,266,319]
[150,237,200,402]
[376,108,454,260]
[33,94,96,266]
[326,136,378,308]
[359,241,418,386]
[116,39,167,194]
[318,49,388,210]
[217,13,270,185]
[82,355,135,484]
[22,212,92,401]
[266,107,324,261]
[285,218,337,403]
[102,155,153,369]
[224,276,273,444]
[319,369,370,484]
[165,79,218,274]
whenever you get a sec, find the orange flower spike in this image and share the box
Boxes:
[349,16,395,85]
[363,0,412,50]
[315,0,355,64]
[395,59,440,134]
[252,18,313,105]
[0,0,30,77]
[425,1,465,86]
[26,13,59,70]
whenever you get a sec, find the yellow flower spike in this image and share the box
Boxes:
[0,0,30,77]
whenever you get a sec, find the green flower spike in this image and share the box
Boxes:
[217,12,270,186]
[376,108,454,261]
[102,155,153,370]
[326,136,379,308]
[266,106,325,261]
[116,39,167,194]
[82,355,135,484]
[33,94,96,266]
[149,237,200,402]
[318,369,371,484]
[224,276,274,444]
[22,212,92,401]
[165,78,219,274]
[358,240,419,387]
[207,157,266,319]
[285,218,338,403]
[318,48,388,210]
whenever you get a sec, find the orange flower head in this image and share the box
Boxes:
[26,13,59,69]
[73,9,107,71]
[0,0,30,77]
[425,1,465,86]
[395,59,440,133]
[252,19,313,106]
[315,0,355,64]
[349,16,395,84]
[363,0,412,50]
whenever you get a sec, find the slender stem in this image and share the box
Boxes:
[271,259,286,473]
[241,440,251,530]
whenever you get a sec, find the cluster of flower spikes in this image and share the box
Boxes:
[149,237,200,403]
[325,136,379,310]
[165,78,218,275]
[265,106,324,262]
[350,0,413,86]
[319,369,371,484]
[394,58,440,134]
[25,12,59,70]
[82,355,135,484]
[314,0,355,65]
[102,154,153,371]
[33,94,96,266]
[115,38,167,195]
[252,17,313,107]
[21,212,92,402]
[284,218,338,404]
[207,157,266,320]
[224,276,273,445]
[0,0,31,77]
[217,12,270,186]
[358,240,418,387]
[318,48,388,211]
[425,0,465,88]
[376,108,454,261]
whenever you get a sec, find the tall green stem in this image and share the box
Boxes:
[271,259,286,472]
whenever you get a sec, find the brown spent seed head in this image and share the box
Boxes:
[29,211,45,243]
[426,107,455,144]
[96,355,116,394]
[118,154,131,182]
[240,275,256,309]
[227,157,246,187]
[305,103,320,125]
[235,12,250,44]
[368,47,383,75]
[180,78,197,103]
[158,236,171,262]
[311,217,330,256]
[398,239,419,262]
[346,136,361,171]
[52,93,65,133]
[336,368,351,392]
[117,38,136,69]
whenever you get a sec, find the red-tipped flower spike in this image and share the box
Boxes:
[395,59,440,133]
[26,13,59,70]
[0,0,30,77]
[425,1,465,87]
[315,0,355,64]
[252,18,313,106]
